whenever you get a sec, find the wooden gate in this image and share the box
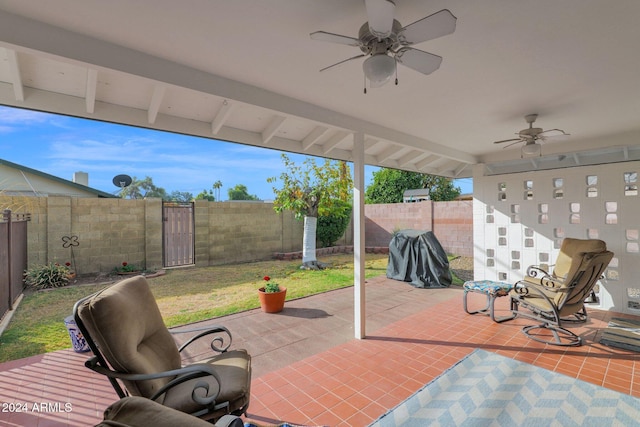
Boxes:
[162,202,194,267]
[0,210,29,319]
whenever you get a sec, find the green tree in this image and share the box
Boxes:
[168,191,194,202]
[195,189,215,201]
[119,176,168,199]
[228,184,260,201]
[268,154,353,269]
[317,200,352,247]
[365,168,460,204]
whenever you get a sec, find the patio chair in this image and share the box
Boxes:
[96,396,243,427]
[519,238,608,322]
[73,275,251,423]
[510,239,613,346]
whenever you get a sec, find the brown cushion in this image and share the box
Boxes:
[553,238,606,278]
[78,275,181,398]
[96,396,216,427]
[161,349,251,415]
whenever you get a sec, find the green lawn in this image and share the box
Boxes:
[0,253,464,363]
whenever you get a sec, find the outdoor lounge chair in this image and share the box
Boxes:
[510,238,613,346]
[73,275,251,423]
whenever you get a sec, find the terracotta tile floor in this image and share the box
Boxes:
[0,276,638,426]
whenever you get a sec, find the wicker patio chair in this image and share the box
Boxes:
[73,275,251,423]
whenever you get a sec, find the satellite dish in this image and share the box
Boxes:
[112,174,132,189]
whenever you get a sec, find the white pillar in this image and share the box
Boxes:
[353,132,366,339]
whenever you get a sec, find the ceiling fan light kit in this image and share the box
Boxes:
[363,54,396,86]
[310,0,457,92]
[521,143,541,156]
[494,114,570,155]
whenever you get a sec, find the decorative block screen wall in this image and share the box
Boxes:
[473,160,640,315]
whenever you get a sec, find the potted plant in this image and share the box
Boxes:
[258,276,287,313]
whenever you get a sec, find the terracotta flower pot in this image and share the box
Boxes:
[258,286,287,313]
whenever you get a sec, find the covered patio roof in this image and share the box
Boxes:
[1,1,640,175]
[2,1,640,338]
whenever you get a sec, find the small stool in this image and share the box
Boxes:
[463,280,516,323]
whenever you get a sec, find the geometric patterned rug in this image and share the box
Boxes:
[369,348,640,426]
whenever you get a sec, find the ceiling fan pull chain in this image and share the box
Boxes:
[395,61,399,85]
[364,74,367,94]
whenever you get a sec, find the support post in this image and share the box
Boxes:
[353,133,366,339]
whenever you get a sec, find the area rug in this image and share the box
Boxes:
[600,317,640,352]
[369,348,640,426]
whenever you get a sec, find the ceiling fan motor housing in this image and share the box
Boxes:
[520,127,543,138]
[358,20,402,54]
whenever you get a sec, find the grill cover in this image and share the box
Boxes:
[386,230,452,288]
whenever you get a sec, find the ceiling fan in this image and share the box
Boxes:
[493,114,570,155]
[310,0,456,92]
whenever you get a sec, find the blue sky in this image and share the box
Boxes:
[0,106,471,200]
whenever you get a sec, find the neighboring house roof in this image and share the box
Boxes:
[403,189,430,197]
[0,158,116,198]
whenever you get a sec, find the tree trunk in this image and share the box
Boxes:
[301,215,326,270]
[302,216,317,267]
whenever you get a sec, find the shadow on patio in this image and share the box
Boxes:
[0,275,638,426]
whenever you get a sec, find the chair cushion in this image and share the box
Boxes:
[78,275,181,398]
[97,396,217,427]
[553,238,606,278]
[161,349,251,416]
[463,280,513,296]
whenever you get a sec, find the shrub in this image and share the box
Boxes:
[24,263,71,290]
[317,201,352,247]
[113,262,140,273]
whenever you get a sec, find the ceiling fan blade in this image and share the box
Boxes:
[395,47,442,75]
[319,54,366,72]
[538,128,570,137]
[398,9,457,45]
[310,31,362,47]
[365,0,396,39]
[494,138,523,144]
[538,133,571,142]
[503,140,526,149]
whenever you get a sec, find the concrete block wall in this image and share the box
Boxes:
[57,197,150,273]
[433,200,473,257]
[363,201,472,257]
[203,201,303,266]
[1,195,473,274]
[473,160,640,315]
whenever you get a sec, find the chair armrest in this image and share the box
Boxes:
[84,356,222,406]
[526,265,553,279]
[525,265,567,289]
[171,325,233,354]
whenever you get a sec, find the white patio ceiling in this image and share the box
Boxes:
[1,1,640,176]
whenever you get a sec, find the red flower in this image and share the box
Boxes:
[122,262,128,266]
[263,276,270,281]
[65,262,71,267]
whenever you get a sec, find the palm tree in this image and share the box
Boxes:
[213,180,223,202]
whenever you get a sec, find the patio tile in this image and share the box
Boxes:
[1,276,639,426]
